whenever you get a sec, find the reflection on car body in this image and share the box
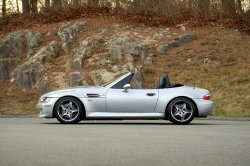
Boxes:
[36,72,214,124]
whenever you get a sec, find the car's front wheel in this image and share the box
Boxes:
[54,97,83,124]
[167,97,196,124]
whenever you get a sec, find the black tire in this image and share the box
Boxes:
[54,97,83,124]
[167,97,196,124]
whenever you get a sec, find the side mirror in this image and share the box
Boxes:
[123,84,131,92]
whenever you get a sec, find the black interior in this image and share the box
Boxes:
[156,74,184,89]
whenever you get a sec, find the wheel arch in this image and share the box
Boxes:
[164,96,199,119]
[52,95,86,119]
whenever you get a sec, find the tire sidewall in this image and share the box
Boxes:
[167,97,196,124]
[54,97,83,124]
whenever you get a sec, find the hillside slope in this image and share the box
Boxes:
[0,18,249,117]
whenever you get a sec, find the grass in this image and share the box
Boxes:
[18,99,32,103]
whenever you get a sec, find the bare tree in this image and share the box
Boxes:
[16,0,20,13]
[87,0,99,8]
[222,0,236,15]
[2,0,6,17]
[52,0,62,8]
[73,0,79,7]
[198,0,210,19]
[22,0,30,14]
[30,0,38,13]
[45,0,50,8]
[236,0,243,15]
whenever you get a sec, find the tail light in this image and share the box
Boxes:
[203,94,211,100]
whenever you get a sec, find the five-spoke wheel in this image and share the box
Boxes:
[167,98,196,124]
[55,97,83,124]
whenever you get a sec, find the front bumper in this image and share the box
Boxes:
[193,99,214,117]
[36,98,59,118]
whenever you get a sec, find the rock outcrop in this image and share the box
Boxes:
[30,41,59,64]
[123,62,135,72]
[38,76,53,95]
[47,41,59,57]
[154,34,164,39]
[109,45,123,60]
[88,70,118,86]
[109,38,147,60]
[149,53,159,58]
[168,40,183,47]
[173,33,195,42]
[234,29,243,36]
[111,65,118,72]
[157,45,171,52]
[144,57,153,66]
[71,48,86,70]
[26,32,41,58]
[0,59,14,84]
[70,40,90,70]
[68,72,89,87]
[125,54,133,61]
[58,22,86,51]
[0,30,27,60]
[130,68,143,89]
[14,60,43,92]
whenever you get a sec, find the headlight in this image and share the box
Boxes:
[40,97,52,103]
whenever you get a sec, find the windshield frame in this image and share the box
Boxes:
[102,72,132,88]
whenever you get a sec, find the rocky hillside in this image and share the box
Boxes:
[0,18,249,117]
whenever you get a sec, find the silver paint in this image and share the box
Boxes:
[37,72,214,121]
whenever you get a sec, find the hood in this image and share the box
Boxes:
[41,86,108,98]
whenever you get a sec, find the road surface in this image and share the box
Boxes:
[0,118,249,166]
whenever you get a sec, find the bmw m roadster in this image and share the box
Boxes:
[36,72,214,124]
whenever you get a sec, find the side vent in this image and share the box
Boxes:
[87,94,99,98]
[83,93,106,98]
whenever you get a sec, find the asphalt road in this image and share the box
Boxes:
[0,118,250,166]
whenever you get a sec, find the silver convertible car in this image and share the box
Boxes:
[36,72,214,124]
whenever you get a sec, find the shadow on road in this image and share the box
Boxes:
[40,122,216,125]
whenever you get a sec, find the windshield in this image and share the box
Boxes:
[102,72,130,87]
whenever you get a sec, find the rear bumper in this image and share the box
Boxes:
[193,99,214,117]
[36,98,58,118]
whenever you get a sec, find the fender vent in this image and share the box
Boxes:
[84,93,106,98]
[86,94,99,97]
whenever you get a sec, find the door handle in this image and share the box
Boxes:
[146,93,156,96]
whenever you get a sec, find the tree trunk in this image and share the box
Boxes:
[2,0,6,17]
[222,0,236,15]
[22,0,30,14]
[183,0,186,7]
[52,0,62,8]
[189,0,192,17]
[198,0,210,19]
[87,0,99,8]
[31,0,38,13]
[236,0,243,15]
[116,0,120,10]
[73,0,79,7]
[45,0,50,8]
[16,0,20,13]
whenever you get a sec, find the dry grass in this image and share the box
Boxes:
[0,82,40,115]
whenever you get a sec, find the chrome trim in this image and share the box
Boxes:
[83,93,106,98]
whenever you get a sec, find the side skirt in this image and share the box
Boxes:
[86,112,165,120]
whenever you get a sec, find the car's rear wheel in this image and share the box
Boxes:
[167,97,196,124]
[55,97,83,124]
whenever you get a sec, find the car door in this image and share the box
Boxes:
[106,88,159,112]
